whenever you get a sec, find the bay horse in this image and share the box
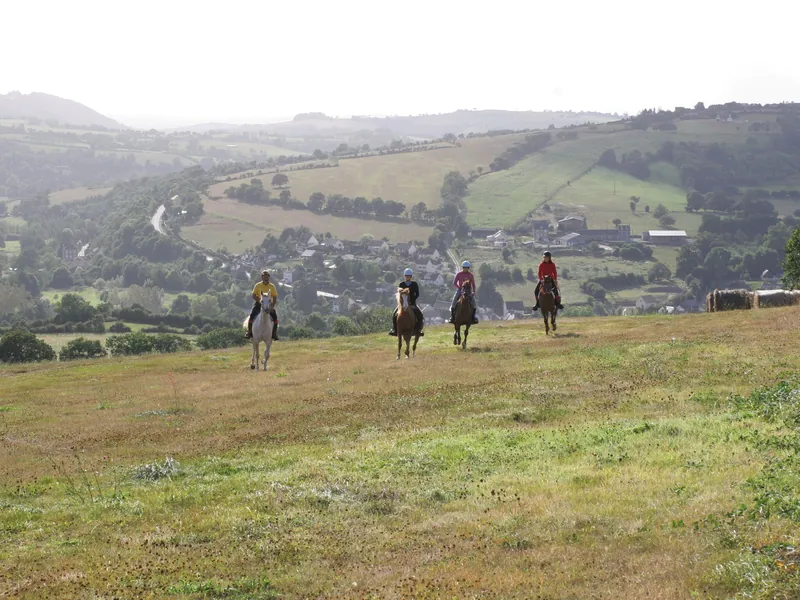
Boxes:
[538,275,558,335]
[396,287,420,359]
[453,280,474,349]
[242,299,274,370]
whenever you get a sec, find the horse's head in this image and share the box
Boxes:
[542,275,555,293]
[397,287,409,310]
[462,280,473,295]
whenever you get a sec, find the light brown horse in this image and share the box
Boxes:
[453,280,474,349]
[538,275,558,335]
[396,288,420,359]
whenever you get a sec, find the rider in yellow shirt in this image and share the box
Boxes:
[246,270,279,340]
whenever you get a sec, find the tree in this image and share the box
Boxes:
[410,202,428,220]
[647,262,672,282]
[686,190,706,212]
[706,192,734,212]
[659,214,676,228]
[50,266,74,289]
[0,330,56,363]
[653,204,668,219]
[526,268,536,281]
[644,205,650,213]
[676,245,702,278]
[512,267,524,283]
[694,102,705,111]
[56,293,95,323]
[782,227,800,290]
[271,173,289,187]
[191,294,220,319]
[278,189,292,205]
[195,328,248,350]
[308,192,326,212]
[597,149,617,168]
[612,218,622,226]
[332,316,360,336]
[171,294,191,314]
[502,248,512,262]
[59,338,106,361]
[630,201,637,213]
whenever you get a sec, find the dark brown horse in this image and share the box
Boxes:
[538,275,558,335]
[453,280,474,349]
[396,287,420,359]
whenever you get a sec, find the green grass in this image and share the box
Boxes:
[3,309,800,597]
[197,199,434,247]
[48,186,113,205]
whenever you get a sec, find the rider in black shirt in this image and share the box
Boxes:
[389,268,424,337]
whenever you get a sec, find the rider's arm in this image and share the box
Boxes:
[251,283,261,302]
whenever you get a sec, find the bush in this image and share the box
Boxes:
[0,329,56,363]
[106,333,191,356]
[109,321,132,333]
[196,328,247,350]
[59,337,106,361]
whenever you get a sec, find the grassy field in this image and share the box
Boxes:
[36,326,195,353]
[207,134,528,209]
[172,138,304,160]
[48,186,113,205]
[464,123,776,229]
[199,198,434,246]
[2,309,800,598]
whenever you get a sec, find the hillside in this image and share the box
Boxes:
[0,91,124,129]
[3,309,800,598]
[180,108,618,140]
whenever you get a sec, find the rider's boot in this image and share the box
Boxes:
[245,318,253,339]
[388,314,398,336]
[532,300,540,312]
[448,309,455,324]
[272,323,279,341]
[472,309,479,324]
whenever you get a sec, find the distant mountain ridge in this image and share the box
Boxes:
[173,109,619,138]
[0,91,125,129]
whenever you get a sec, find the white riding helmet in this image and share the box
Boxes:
[461,261,471,268]
[404,268,413,276]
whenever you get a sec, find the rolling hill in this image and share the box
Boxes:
[3,309,800,598]
[0,91,124,129]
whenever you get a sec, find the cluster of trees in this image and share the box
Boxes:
[489,132,551,172]
[0,140,183,198]
[612,243,654,261]
[307,192,405,218]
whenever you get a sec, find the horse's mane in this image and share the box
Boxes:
[397,288,407,313]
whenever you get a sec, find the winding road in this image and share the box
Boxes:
[151,204,166,234]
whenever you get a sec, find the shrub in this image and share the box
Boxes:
[0,329,56,363]
[59,338,106,361]
[131,457,180,482]
[109,321,132,333]
[196,328,247,350]
[106,333,191,356]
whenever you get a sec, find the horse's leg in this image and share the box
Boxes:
[253,340,260,371]
[251,340,257,370]
[397,332,402,360]
[263,339,270,370]
[453,325,459,346]
[543,315,549,335]
[552,311,557,332]
[462,325,469,349]
[412,335,419,358]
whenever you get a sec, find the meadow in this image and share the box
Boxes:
[2,309,800,598]
[48,186,114,205]
[196,198,434,247]
[207,134,528,209]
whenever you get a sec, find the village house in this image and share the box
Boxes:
[575,224,631,243]
[423,273,446,287]
[367,240,389,253]
[558,216,587,232]
[300,249,317,261]
[636,295,664,312]
[394,242,418,256]
[323,239,345,251]
[532,219,550,240]
[306,235,320,248]
[470,227,498,239]
[281,268,297,285]
[642,230,687,245]
[487,230,509,247]
[504,300,526,316]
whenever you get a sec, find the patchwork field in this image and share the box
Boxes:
[207,134,528,209]
[3,309,800,598]
[199,198,434,246]
[49,186,113,205]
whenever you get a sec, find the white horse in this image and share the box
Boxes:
[243,301,274,371]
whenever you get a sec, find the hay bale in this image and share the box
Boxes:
[708,289,754,312]
[753,289,800,309]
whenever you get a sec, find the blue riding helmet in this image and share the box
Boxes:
[461,261,471,268]
[403,268,413,276]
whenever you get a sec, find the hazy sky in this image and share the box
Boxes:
[2,0,797,127]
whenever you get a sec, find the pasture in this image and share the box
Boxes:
[199,198,434,246]
[207,134,528,209]
[2,309,800,598]
[49,186,113,205]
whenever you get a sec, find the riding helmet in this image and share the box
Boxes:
[542,251,552,258]
[404,268,413,276]
[461,260,472,268]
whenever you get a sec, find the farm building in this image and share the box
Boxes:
[575,224,631,243]
[470,228,498,238]
[554,232,584,247]
[558,216,587,232]
[642,230,687,245]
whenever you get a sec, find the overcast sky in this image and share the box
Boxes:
[2,0,797,127]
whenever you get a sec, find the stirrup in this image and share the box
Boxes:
[388,330,397,336]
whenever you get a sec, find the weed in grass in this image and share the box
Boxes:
[131,457,180,482]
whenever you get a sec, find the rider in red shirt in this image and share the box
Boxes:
[533,251,564,311]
